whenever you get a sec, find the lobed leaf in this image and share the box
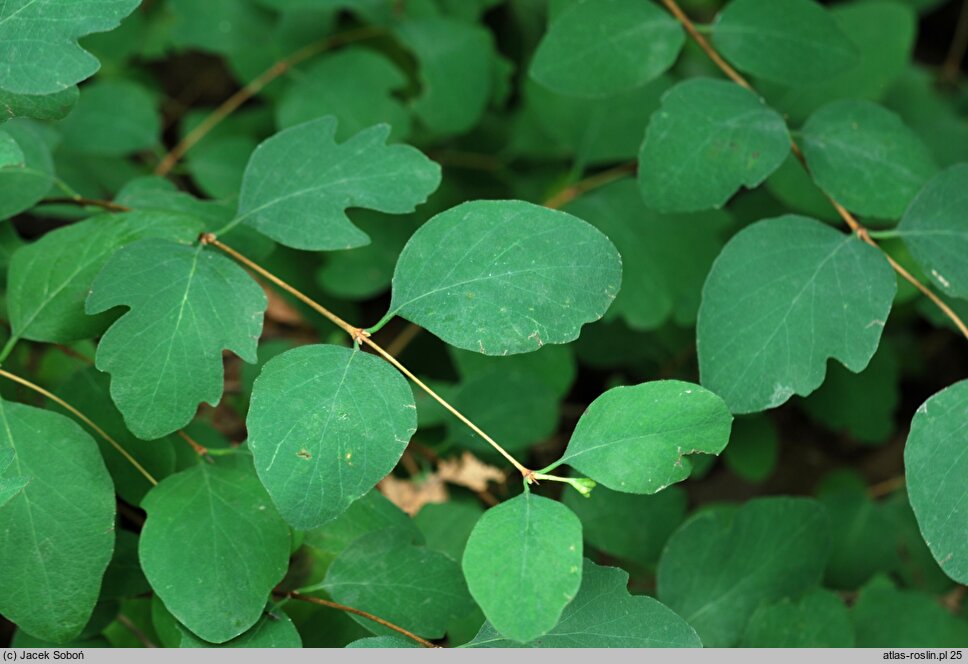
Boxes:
[86,239,267,440]
[637,78,790,212]
[385,200,621,355]
[236,117,441,250]
[697,215,896,414]
[0,0,141,95]
[246,344,417,529]
[8,211,202,344]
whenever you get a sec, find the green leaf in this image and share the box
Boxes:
[321,528,474,639]
[0,87,79,122]
[394,17,494,135]
[739,589,853,647]
[178,609,302,648]
[905,380,968,584]
[86,239,267,440]
[770,2,916,124]
[897,164,968,300]
[722,415,778,483]
[562,484,686,568]
[711,0,858,85]
[0,448,28,507]
[530,0,683,98]
[565,178,731,329]
[140,461,291,643]
[637,78,790,212]
[414,500,484,561]
[468,559,700,647]
[302,489,419,568]
[277,48,411,141]
[658,497,829,646]
[0,119,54,221]
[346,636,420,648]
[0,0,141,94]
[697,215,896,414]
[450,344,576,398]
[462,492,582,643]
[801,100,936,219]
[8,211,203,344]
[0,129,24,167]
[818,472,898,589]
[246,344,417,529]
[449,369,558,458]
[0,399,115,643]
[168,0,270,56]
[852,577,968,647]
[800,340,899,444]
[316,212,418,300]
[556,381,732,494]
[59,79,160,156]
[56,368,177,506]
[186,135,255,201]
[236,117,441,251]
[519,76,671,166]
[385,200,621,355]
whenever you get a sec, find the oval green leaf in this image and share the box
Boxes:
[0,399,115,643]
[385,200,621,355]
[658,497,829,646]
[140,462,291,643]
[247,344,417,529]
[530,0,684,98]
[904,380,968,584]
[462,492,583,643]
[467,559,700,647]
[897,164,968,300]
[801,99,936,219]
[557,380,732,494]
[712,0,858,85]
[322,528,474,639]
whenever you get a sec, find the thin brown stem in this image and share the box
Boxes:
[154,26,385,177]
[657,0,753,91]
[177,430,209,457]
[942,0,968,84]
[543,162,637,210]
[116,613,158,648]
[0,368,157,486]
[869,474,905,499]
[203,236,534,479]
[384,322,422,356]
[43,196,131,213]
[663,0,968,343]
[281,591,437,648]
